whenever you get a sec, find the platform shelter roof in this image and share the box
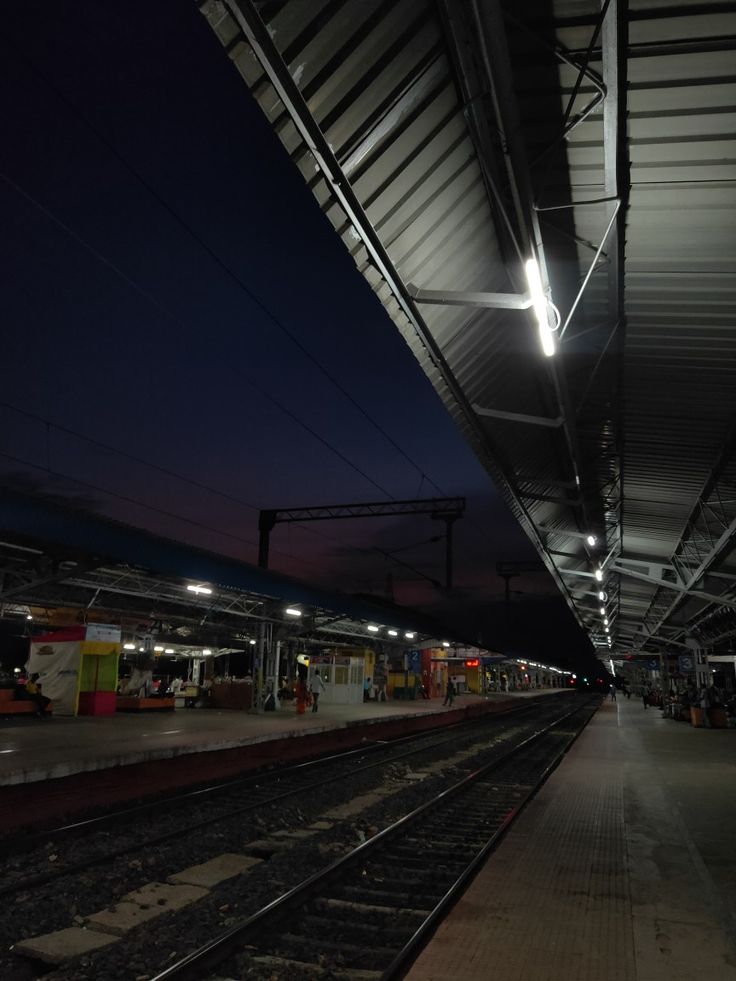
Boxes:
[198,0,736,661]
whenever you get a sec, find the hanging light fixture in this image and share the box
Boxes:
[524,258,556,357]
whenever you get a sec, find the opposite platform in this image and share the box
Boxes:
[406,696,736,981]
[0,690,560,786]
[0,690,566,833]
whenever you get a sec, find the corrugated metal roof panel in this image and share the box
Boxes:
[201,0,736,659]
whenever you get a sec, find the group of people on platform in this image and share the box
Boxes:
[659,682,733,725]
[608,681,734,727]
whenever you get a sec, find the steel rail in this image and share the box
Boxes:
[382,701,597,979]
[149,698,600,981]
[0,702,541,900]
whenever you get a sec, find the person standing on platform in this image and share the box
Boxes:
[295,655,309,715]
[609,684,617,701]
[363,676,372,702]
[310,669,325,713]
[443,677,456,707]
[700,685,714,728]
[642,686,649,709]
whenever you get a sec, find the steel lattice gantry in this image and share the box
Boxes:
[198,0,736,661]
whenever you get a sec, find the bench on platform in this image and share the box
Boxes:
[116,696,175,712]
[0,688,52,716]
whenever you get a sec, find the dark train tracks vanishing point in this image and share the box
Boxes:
[0,700,542,903]
[2,695,597,980]
[150,697,600,981]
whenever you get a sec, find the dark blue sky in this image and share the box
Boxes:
[0,1,597,665]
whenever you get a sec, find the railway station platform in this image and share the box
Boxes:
[406,696,736,981]
[0,689,565,834]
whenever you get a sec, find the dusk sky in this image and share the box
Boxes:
[1,2,597,667]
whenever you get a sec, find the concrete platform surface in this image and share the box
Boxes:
[406,697,736,981]
[0,689,562,786]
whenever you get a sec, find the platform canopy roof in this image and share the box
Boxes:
[0,489,477,655]
[199,0,736,661]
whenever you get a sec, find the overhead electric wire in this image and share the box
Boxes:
[0,450,359,582]
[0,170,496,588]
[2,35,507,585]
[0,400,262,513]
[0,450,259,551]
[0,400,390,563]
[3,35,448,501]
[0,168,392,504]
[0,404,427,593]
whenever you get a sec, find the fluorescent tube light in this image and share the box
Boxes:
[525,258,555,357]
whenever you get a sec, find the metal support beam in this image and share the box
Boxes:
[473,406,564,428]
[610,562,736,610]
[257,497,464,576]
[220,0,589,631]
[407,284,533,310]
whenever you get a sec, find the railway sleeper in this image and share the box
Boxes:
[313,896,431,919]
[248,953,382,980]
[301,912,416,938]
[423,820,501,839]
[426,812,493,828]
[359,865,458,896]
[370,850,465,870]
[361,864,458,887]
[332,884,438,909]
[385,842,486,861]
[372,853,466,875]
[268,932,397,968]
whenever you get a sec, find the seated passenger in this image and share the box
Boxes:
[24,673,51,717]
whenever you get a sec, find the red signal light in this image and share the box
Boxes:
[465,659,479,667]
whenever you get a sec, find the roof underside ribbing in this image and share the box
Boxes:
[200,0,736,660]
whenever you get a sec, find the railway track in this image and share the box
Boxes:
[148,697,599,981]
[0,696,575,901]
[0,695,598,981]
[0,700,551,902]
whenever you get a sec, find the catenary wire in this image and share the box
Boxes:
[3,35,449,501]
[0,168,392,502]
[0,171,498,588]
[0,449,358,582]
[1,38,507,582]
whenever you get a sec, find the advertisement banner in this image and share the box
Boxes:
[85,624,122,643]
[28,637,83,715]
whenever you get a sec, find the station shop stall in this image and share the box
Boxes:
[14,624,572,719]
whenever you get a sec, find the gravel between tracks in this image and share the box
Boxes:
[2,716,535,980]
